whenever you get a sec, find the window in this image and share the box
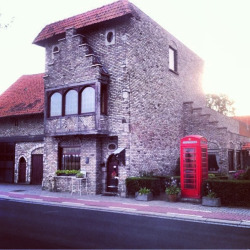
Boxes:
[169,47,177,72]
[50,92,62,116]
[236,151,241,169]
[53,46,59,53]
[60,147,80,170]
[208,154,219,171]
[81,87,95,113]
[105,29,115,45]
[65,90,78,115]
[48,84,105,117]
[107,32,114,43]
[228,150,234,171]
[101,84,108,115]
[108,143,117,151]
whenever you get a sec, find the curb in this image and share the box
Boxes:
[1,193,250,228]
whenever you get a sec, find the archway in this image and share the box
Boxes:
[18,157,26,183]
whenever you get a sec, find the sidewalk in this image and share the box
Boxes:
[0,183,250,228]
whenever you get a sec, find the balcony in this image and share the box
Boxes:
[45,114,109,136]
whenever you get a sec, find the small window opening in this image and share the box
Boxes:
[169,46,178,73]
[105,29,115,45]
[53,46,59,53]
[107,32,114,43]
[108,143,117,151]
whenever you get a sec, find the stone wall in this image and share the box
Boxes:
[0,114,44,137]
[183,102,250,173]
[15,142,44,183]
[123,7,205,176]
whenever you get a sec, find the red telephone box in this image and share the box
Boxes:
[180,135,208,199]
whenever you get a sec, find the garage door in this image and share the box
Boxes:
[0,143,15,183]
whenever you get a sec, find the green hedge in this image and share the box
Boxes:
[126,177,161,196]
[202,179,250,207]
[126,176,180,196]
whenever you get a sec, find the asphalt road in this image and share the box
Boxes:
[0,199,249,249]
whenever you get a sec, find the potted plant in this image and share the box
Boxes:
[165,177,181,202]
[76,172,84,178]
[135,187,153,201]
[55,170,80,176]
[202,183,221,207]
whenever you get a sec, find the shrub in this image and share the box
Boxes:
[138,187,151,195]
[208,173,216,179]
[165,177,181,195]
[242,167,250,180]
[126,177,161,196]
[233,170,246,180]
[126,176,180,196]
[202,179,250,207]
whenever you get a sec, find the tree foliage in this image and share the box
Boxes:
[206,93,235,116]
[0,13,14,29]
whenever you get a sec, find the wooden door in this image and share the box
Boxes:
[31,154,43,185]
[18,157,26,183]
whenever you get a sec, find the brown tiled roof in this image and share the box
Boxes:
[33,0,133,45]
[234,116,250,125]
[0,73,44,118]
[234,116,250,137]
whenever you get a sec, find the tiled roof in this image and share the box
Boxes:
[234,116,250,125]
[0,73,44,118]
[33,0,134,45]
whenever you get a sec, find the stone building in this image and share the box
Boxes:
[0,0,250,194]
[0,74,44,184]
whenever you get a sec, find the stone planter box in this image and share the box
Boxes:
[167,194,178,202]
[202,197,221,207]
[135,192,153,201]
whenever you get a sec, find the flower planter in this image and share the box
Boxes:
[167,194,178,202]
[56,174,76,177]
[135,192,153,201]
[202,197,221,207]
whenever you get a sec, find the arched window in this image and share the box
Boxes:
[65,90,78,115]
[50,92,62,117]
[81,87,95,113]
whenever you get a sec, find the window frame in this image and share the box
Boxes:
[59,146,81,171]
[101,84,108,115]
[81,86,96,114]
[228,149,235,172]
[47,83,106,118]
[169,46,178,73]
[50,92,63,117]
[65,89,79,116]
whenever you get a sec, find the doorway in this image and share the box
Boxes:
[106,154,119,192]
[0,142,15,183]
[18,157,26,183]
[31,154,43,185]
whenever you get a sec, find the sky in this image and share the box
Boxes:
[0,0,250,115]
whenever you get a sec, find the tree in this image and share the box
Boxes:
[206,93,235,116]
[0,13,14,29]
